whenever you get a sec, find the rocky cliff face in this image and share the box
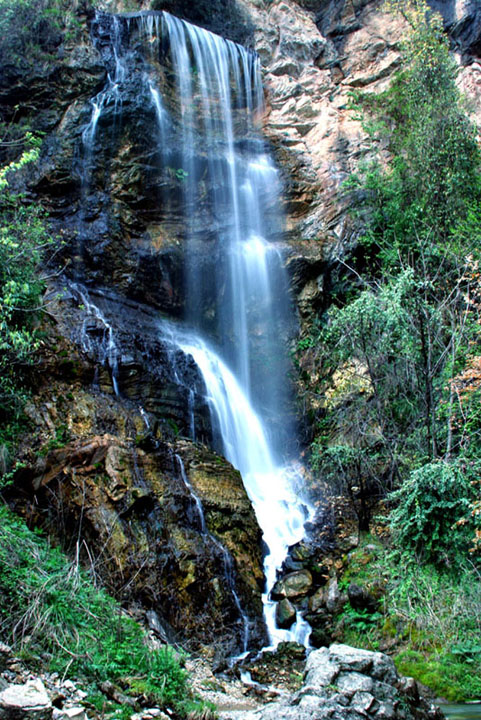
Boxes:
[242,0,481,329]
[8,308,266,657]
[3,0,481,657]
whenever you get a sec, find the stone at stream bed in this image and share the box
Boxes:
[325,576,347,613]
[220,644,443,720]
[271,570,313,600]
[275,599,297,629]
[52,709,88,720]
[0,680,52,720]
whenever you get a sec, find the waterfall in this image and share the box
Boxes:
[169,328,313,646]
[81,10,314,650]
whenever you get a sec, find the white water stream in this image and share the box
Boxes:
[161,323,313,647]
[150,13,315,647]
[81,10,315,649]
[178,334,313,646]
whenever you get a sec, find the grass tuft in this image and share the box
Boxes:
[0,504,190,713]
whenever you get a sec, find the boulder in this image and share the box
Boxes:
[348,583,379,613]
[308,586,326,613]
[325,576,346,613]
[275,599,297,629]
[0,680,52,720]
[220,643,443,720]
[271,570,313,600]
[52,709,88,720]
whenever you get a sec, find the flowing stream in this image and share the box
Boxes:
[82,10,314,649]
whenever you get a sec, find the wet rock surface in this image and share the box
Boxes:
[7,307,266,658]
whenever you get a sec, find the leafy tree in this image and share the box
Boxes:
[348,0,481,274]
[389,460,476,563]
[0,133,55,460]
[313,1,481,552]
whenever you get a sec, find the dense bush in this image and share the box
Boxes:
[388,461,476,563]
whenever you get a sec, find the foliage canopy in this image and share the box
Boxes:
[310,0,481,558]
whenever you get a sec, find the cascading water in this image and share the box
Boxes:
[73,283,120,396]
[79,10,314,650]
[169,327,313,646]
[154,14,314,646]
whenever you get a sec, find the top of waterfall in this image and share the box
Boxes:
[93,9,259,58]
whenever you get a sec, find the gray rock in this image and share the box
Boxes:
[0,680,52,720]
[337,671,374,696]
[275,599,296,629]
[224,642,443,720]
[351,691,378,714]
[329,643,373,670]
[304,646,339,689]
[376,701,396,719]
[326,577,345,613]
[52,709,88,720]
[371,652,398,686]
[397,676,419,701]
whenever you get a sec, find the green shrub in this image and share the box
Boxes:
[0,134,56,456]
[395,650,481,702]
[0,0,64,67]
[334,537,481,700]
[388,461,475,563]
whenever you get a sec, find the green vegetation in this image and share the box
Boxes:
[0,0,86,69]
[0,504,197,716]
[388,460,477,563]
[309,0,481,554]
[305,0,481,700]
[333,538,481,701]
[0,133,56,466]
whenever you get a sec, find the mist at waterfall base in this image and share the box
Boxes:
[79,10,314,650]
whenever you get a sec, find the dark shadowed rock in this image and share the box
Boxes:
[348,583,379,613]
[275,598,297,629]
